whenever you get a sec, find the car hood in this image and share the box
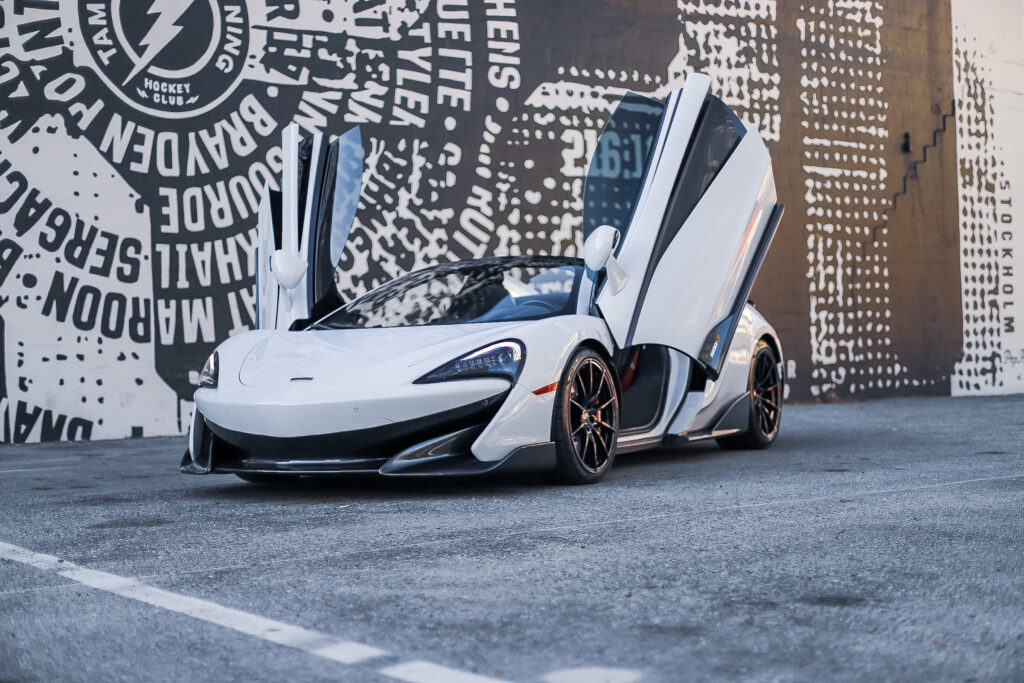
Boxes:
[236,322,531,388]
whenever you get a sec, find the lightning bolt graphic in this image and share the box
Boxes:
[121,0,199,87]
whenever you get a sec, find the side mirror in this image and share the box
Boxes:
[270,249,308,311]
[270,250,307,290]
[583,225,620,271]
[583,225,628,294]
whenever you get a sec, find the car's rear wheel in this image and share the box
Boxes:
[718,339,782,450]
[552,347,619,484]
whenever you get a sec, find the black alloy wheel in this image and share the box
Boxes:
[751,344,782,437]
[718,339,782,450]
[552,348,619,484]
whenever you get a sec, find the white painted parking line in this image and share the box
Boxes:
[0,466,74,474]
[0,457,81,466]
[542,668,644,683]
[380,660,511,683]
[0,541,506,681]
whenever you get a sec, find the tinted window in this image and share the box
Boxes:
[649,94,745,269]
[295,135,314,246]
[582,92,665,242]
[310,256,584,329]
[307,127,363,319]
[673,95,745,221]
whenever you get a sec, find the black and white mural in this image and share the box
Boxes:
[951,0,1024,395]
[0,0,1020,443]
[1,0,545,442]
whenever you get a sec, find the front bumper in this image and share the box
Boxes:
[180,390,555,477]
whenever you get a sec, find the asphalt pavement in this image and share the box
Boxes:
[0,395,1022,682]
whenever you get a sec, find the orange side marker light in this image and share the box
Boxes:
[533,382,558,395]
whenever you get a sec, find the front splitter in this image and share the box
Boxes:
[181,387,557,477]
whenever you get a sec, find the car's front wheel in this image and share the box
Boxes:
[552,347,619,484]
[717,339,782,450]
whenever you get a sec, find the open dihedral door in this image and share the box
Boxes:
[588,74,784,380]
[256,123,363,330]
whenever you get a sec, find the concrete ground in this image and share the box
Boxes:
[0,395,1022,682]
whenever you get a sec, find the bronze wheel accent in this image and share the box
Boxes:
[751,348,781,438]
[717,340,782,450]
[565,356,618,473]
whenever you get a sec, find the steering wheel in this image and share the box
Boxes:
[515,298,560,314]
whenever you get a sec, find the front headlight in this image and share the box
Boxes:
[198,352,218,388]
[415,340,523,384]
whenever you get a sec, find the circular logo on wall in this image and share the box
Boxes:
[76,0,250,118]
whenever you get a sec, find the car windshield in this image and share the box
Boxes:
[309,256,585,330]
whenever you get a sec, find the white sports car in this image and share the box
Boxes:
[180,74,785,485]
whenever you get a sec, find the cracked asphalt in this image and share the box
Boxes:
[1,395,1022,682]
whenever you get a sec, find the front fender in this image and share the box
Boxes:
[471,315,614,462]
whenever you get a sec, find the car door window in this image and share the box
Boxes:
[582,92,665,244]
[651,95,746,269]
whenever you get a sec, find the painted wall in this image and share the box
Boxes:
[950,0,1024,394]
[0,0,1020,443]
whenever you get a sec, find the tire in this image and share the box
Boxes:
[717,339,782,450]
[551,347,620,484]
